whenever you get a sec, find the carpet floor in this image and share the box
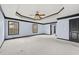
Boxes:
[0,35,79,55]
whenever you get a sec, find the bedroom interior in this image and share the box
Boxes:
[0,4,79,55]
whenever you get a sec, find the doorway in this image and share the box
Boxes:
[50,24,52,35]
[69,18,79,42]
[54,26,56,34]
[50,24,56,35]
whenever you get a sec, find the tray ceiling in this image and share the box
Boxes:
[1,4,64,23]
[17,4,63,19]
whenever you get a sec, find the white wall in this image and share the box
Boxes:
[56,19,69,40]
[38,24,45,34]
[44,24,50,34]
[5,19,48,39]
[56,16,79,40]
[0,8,5,47]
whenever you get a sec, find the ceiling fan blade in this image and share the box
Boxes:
[39,14,45,16]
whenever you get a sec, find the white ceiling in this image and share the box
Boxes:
[17,4,63,18]
[1,4,68,23]
[1,4,63,23]
[2,4,79,23]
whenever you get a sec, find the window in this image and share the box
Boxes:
[32,23,38,33]
[8,21,19,35]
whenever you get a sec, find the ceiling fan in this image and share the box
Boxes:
[30,11,45,20]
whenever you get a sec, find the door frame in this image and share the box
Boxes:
[69,18,79,42]
[50,24,52,35]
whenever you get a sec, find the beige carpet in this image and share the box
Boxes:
[0,35,79,55]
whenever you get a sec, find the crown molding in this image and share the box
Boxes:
[41,7,64,19]
[57,13,79,20]
[16,11,36,20]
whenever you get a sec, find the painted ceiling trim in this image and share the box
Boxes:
[41,7,64,19]
[16,7,64,20]
[16,11,36,20]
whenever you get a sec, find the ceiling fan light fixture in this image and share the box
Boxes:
[34,15,41,20]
